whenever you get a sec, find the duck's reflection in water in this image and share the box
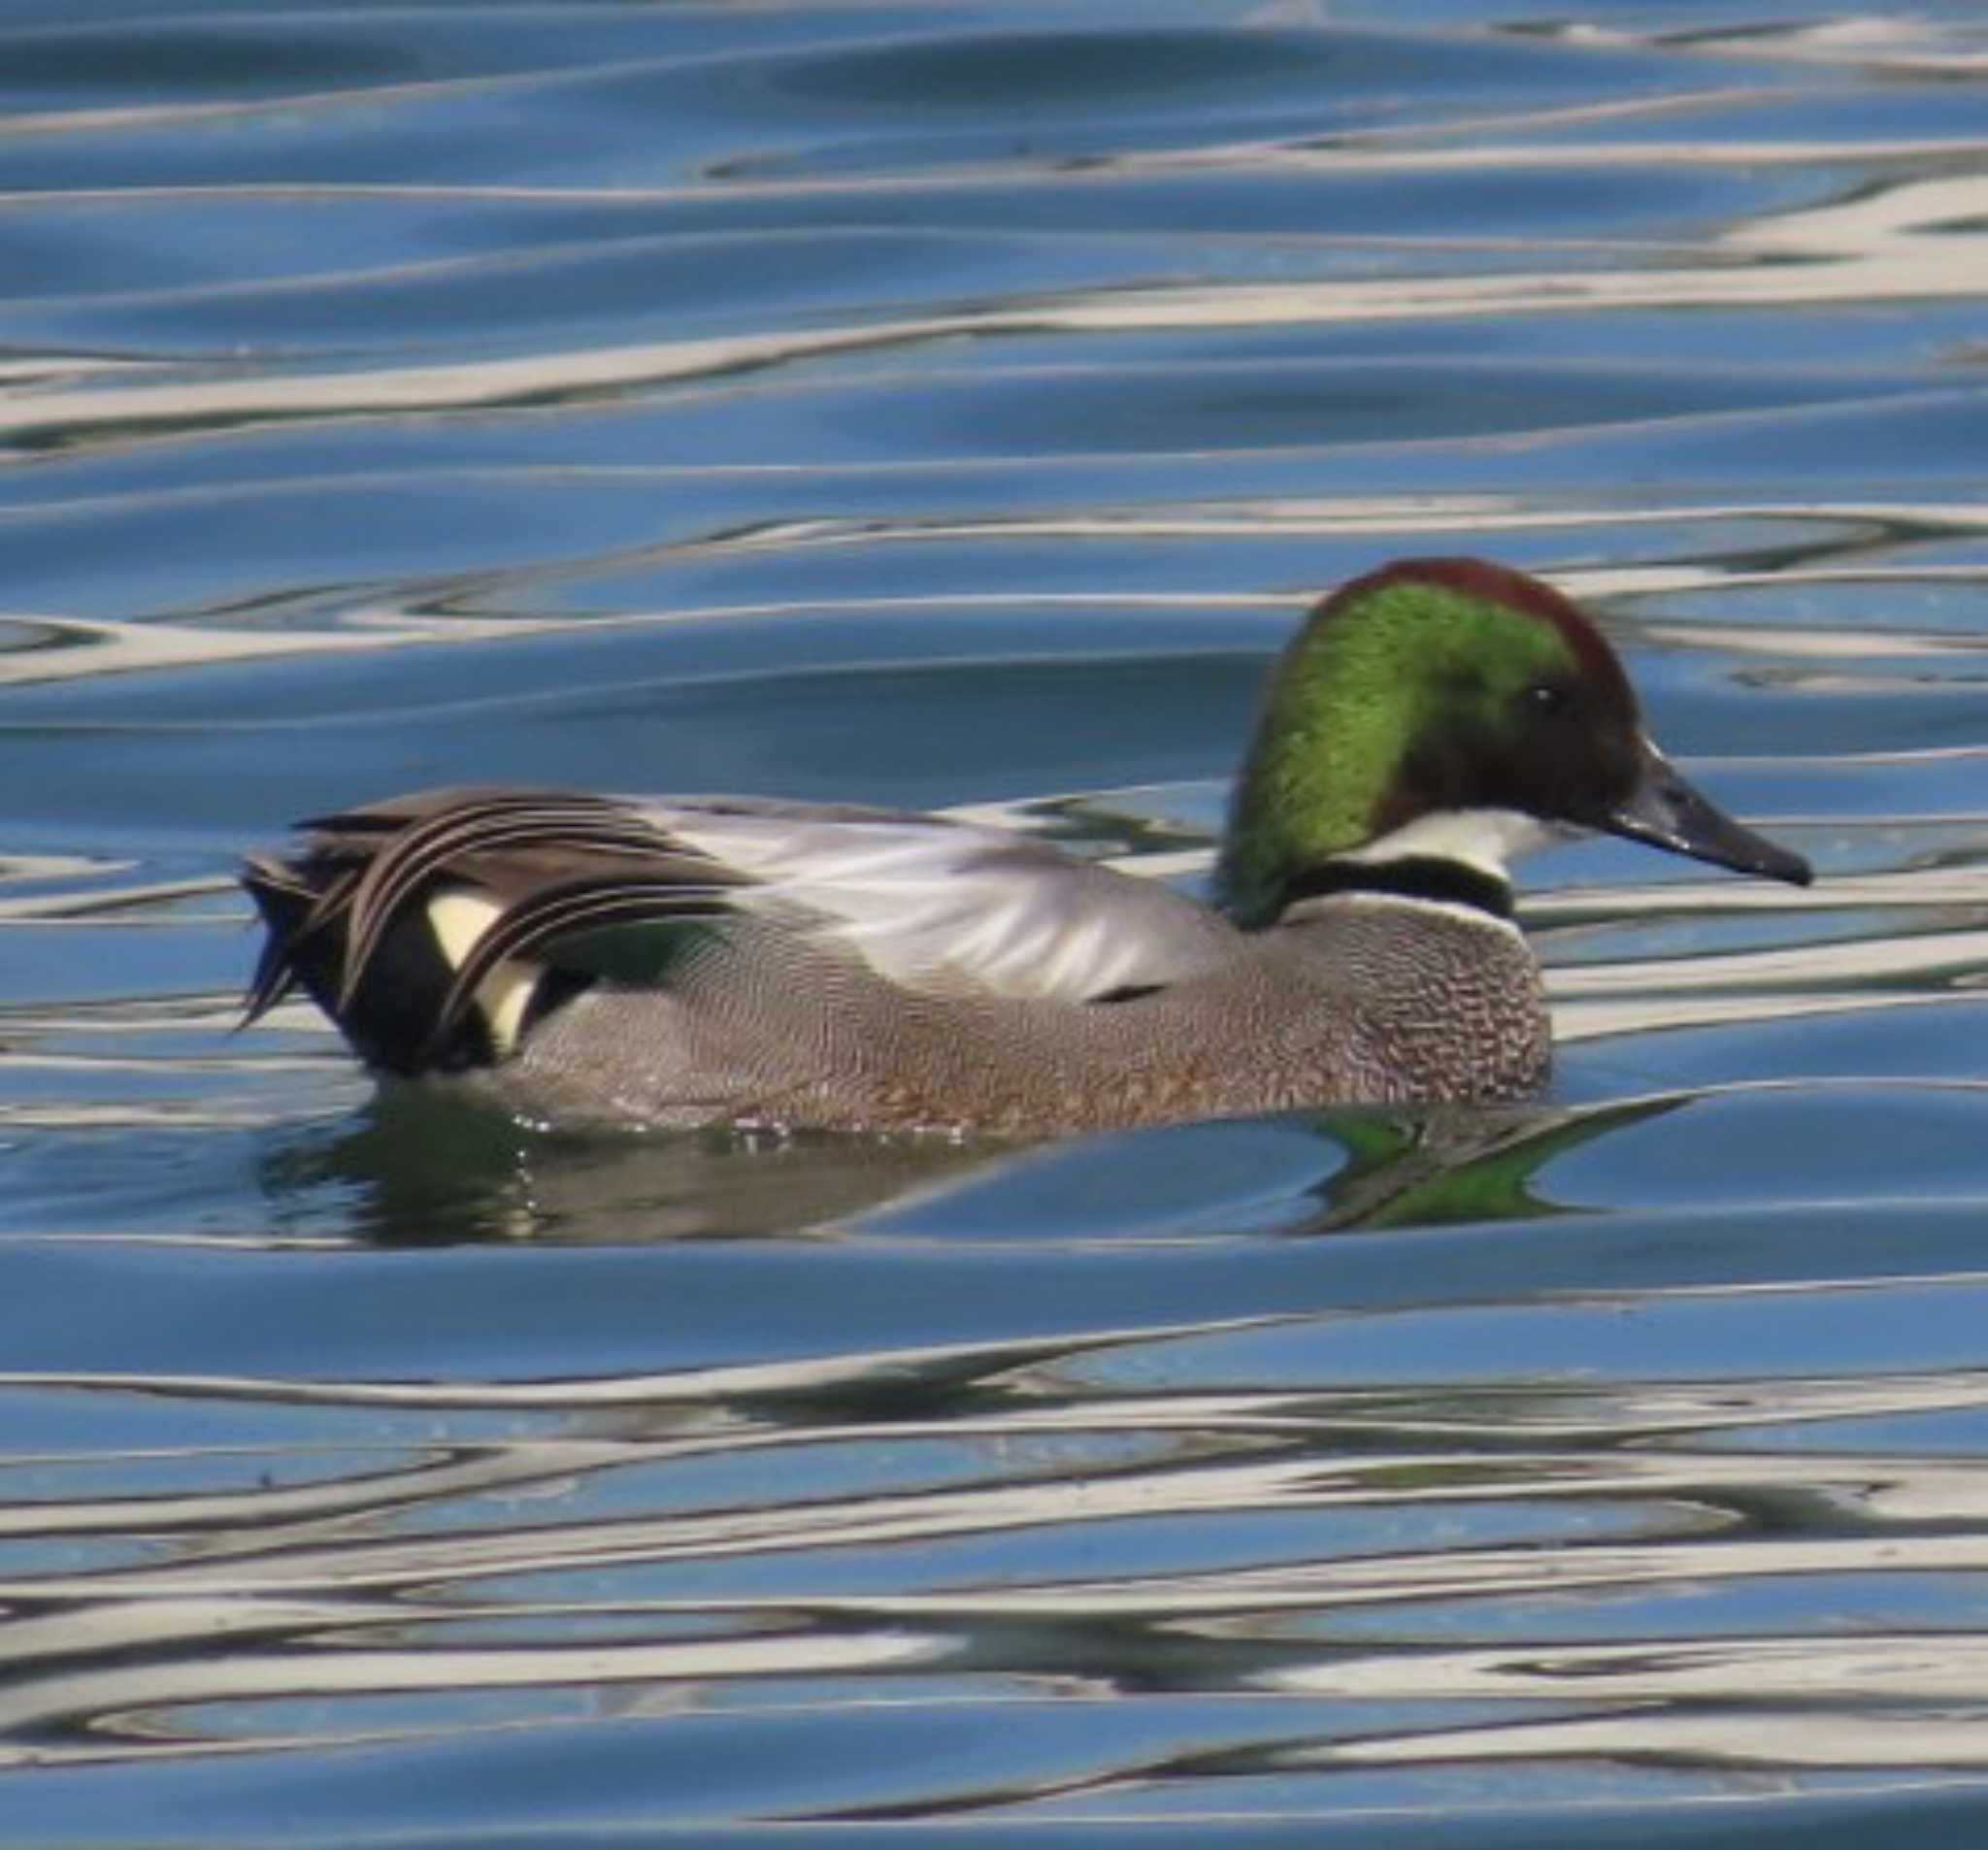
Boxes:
[260,1084,1675,1246]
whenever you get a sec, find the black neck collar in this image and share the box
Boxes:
[1274,855,1515,921]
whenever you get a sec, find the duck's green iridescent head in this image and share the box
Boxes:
[1216,558,1810,925]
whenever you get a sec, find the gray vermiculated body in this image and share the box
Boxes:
[486,897,1550,1134]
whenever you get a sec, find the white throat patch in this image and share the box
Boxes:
[1338,808,1564,884]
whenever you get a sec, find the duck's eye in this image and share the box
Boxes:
[1527,682,1569,716]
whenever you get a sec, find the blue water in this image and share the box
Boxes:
[6,3,1988,1844]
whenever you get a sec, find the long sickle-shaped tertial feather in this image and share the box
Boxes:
[336,794,691,1008]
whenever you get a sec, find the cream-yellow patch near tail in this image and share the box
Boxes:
[426,889,537,1055]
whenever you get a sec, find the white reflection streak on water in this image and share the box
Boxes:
[0,1632,941,1769]
[4,1378,1988,1593]
[1547,927,1988,1042]
[7,1346,1988,1762]
[1339,1708,1988,1770]
[0,158,1977,450]
[12,1428,1988,1760]
[642,509,1988,565]
[1277,1635,1988,1708]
